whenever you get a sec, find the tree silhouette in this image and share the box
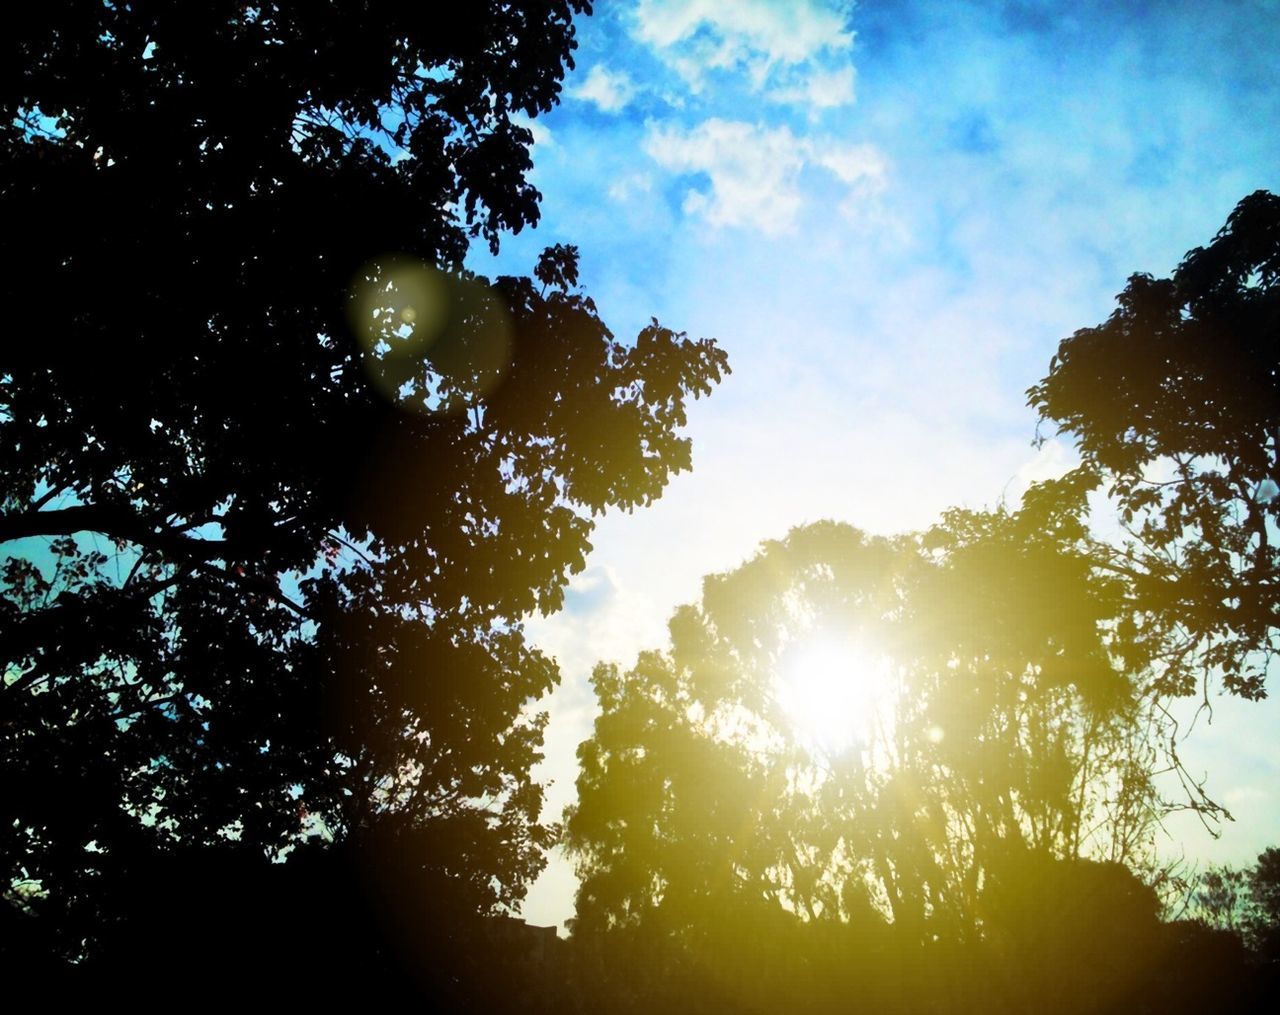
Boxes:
[1194,863,1249,933]
[1245,846,1280,961]
[1029,190,1280,699]
[564,509,1280,1013]
[566,503,1166,1009]
[0,1,728,979]
[1181,846,1280,1003]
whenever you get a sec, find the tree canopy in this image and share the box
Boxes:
[0,0,728,981]
[562,504,1269,1012]
[1029,190,1280,699]
[566,500,1162,958]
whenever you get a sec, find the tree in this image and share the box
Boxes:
[1194,864,1249,933]
[1028,190,1280,699]
[1245,846,1280,960]
[1185,847,1280,966]
[564,508,1193,1013]
[566,505,1161,965]
[0,0,728,974]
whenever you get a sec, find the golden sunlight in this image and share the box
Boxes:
[774,635,894,755]
[347,257,513,413]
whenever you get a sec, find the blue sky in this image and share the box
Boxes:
[468,0,1280,930]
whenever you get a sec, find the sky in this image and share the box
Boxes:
[468,0,1280,931]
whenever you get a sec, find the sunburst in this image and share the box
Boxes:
[774,634,895,755]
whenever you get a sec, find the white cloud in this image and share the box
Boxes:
[812,139,886,185]
[645,120,806,233]
[633,0,851,64]
[631,0,857,107]
[1004,438,1079,507]
[570,64,637,113]
[1224,786,1267,805]
[769,64,857,111]
[607,171,654,203]
[814,139,891,227]
[510,111,554,149]
[644,119,887,233]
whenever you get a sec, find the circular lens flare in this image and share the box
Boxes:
[347,256,512,415]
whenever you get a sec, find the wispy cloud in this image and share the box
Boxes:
[644,120,805,232]
[570,64,637,113]
[632,0,851,64]
[510,111,554,149]
[631,0,857,108]
[607,171,653,203]
[643,119,886,233]
[768,64,857,111]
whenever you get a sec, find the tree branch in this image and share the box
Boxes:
[0,502,235,560]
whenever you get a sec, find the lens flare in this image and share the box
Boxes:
[347,256,512,415]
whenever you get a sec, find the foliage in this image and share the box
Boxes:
[1188,846,1280,963]
[0,0,729,968]
[1194,863,1249,932]
[566,503,1162,955]
[1246,845,1280,959]
[1029,190,1280,699]
[562,508,1280,1012]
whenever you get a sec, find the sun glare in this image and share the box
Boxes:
[775,636,894,755]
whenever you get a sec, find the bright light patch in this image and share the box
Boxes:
[346,256,513,415]
[775,635,894,755]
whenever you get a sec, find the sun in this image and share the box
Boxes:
[774,634,895,755]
